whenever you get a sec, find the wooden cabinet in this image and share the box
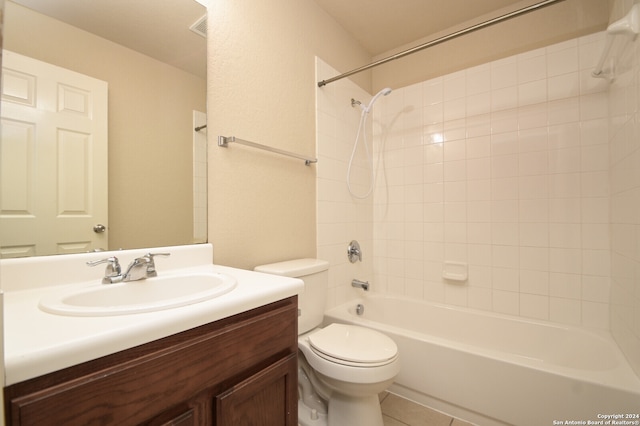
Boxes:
[4,297,298,425]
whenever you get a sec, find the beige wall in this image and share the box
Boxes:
[3,2,206,250]
[207,0,372,269]
[371,0,609,91]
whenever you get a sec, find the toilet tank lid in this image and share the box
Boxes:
[254,258,329,277]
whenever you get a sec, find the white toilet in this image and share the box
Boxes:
[254,259,399,426]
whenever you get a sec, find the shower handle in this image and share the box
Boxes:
[347,240,362,263]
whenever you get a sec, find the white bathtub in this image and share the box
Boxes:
[324,295,640,426]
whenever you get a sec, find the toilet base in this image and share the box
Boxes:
[298,400,328,426]
[327,393,384,426]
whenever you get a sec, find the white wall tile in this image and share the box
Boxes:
[518,80,547,106]
[423,78,443,105]
[518,53,547,83]
[467,179,491,201]
[582,275,610,302]
[549,223,582,248]
[548,72,580,100]
[549,147,581,173]
[582,301,609,329]
[491,57,518,89]
[468,286,493,310]
[520,269,549,295]
[468,244,492,266]
[550,297,581,325]
[548,97,580,124]
[466,65,491,95]
[520,246,550,271]
[547,45,579,76]
[520,223,549,247]
[317,26,636,340]
[444,181,466,202]
[548,174,581,199]
[519,151,548,176]
[492,86,519,111]
[467,92,491,117]
[493,290,519,315]
[549,248,582,273]
[443,71,466,101]
[550,272,582,299]
[581,197,609,223]
[492,154,519,177]
[520,293,549,320]
[520,198,549,222]
[492,245,519,268]
[467,200,491,222]
[492,199,519,222]
[519,176,549,200]
[444,140,466,161]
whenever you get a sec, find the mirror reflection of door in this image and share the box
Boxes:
[1,51,108,258]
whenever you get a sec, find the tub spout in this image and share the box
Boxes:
[352,279,369,291]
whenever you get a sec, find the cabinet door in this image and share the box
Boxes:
[215,354,297,426]
[142,395,209,426]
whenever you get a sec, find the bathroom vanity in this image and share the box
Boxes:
[1,244,303,425]
[4,297,297,425]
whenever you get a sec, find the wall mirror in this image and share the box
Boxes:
[0,0,207,258]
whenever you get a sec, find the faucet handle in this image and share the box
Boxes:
[86,256,122,284]
[144,252,170,277]
[347,240,362,263]
[147,252,170,258]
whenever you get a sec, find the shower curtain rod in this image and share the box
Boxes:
[317,0,566,88]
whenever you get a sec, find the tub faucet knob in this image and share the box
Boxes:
[347,240,362,263]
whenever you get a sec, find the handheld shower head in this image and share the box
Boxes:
[364,87,392,113]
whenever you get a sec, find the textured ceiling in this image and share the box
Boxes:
[9,0,207,78]
[313,0,546,56]
[10,0,566,77]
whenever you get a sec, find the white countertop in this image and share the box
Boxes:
[1,244,303,385]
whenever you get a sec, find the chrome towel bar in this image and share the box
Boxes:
[218,136,318,166]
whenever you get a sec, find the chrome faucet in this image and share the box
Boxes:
[130,252,170,279]
[351,279,369,291]
[87,252,170,284]
[347,240,362,263]
[122,256,153,282]
[86,256,122,284]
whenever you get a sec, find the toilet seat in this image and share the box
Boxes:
[308,324,398,367]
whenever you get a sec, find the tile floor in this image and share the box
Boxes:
[380,392,475,426]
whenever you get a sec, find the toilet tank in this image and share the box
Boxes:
[254,259,329,334]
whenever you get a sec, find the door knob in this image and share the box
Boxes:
[93,224,106,233]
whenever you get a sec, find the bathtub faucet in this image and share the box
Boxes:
[351,279,369,291]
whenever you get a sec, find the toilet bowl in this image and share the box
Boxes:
[254,259,400,426]
[299,324,400,425]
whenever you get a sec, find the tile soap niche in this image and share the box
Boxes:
[442,261,468,282]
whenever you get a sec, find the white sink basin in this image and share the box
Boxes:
[39,272,237,316]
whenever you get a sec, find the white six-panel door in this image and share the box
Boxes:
[1,51,108,257]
